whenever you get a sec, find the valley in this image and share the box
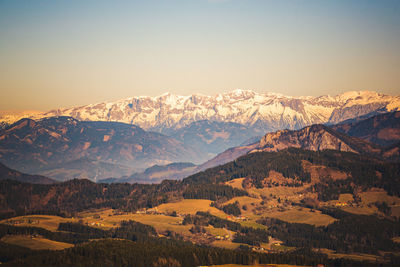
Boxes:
[1,145,400,265]
[1,171,399,265]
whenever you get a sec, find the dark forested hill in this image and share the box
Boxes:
[333,111,400,147]
[185,148,399,187]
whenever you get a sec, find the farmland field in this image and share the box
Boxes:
[157,199,227,217]
[265,207,336,226]
[80,210,192,235]
[0,215,78,231]
[1,235,73,250]
[210,240,241,250]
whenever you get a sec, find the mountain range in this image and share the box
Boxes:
[0,90,399,182]
[1,90,399,133]
[0,161,55,184]
[0,117,200,181]
[99,110,400,184]
[1,110,399,183]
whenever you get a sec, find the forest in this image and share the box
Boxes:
[1,232,394,267]
[1,148,400,220]
[258,208,400,255]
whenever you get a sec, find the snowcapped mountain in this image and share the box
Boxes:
[1,90,399,134]
[43,90,400,133]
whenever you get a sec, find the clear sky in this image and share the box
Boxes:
[1,0,399,110]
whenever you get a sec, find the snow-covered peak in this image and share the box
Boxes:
[335,90,379,102]
[2,90,399,133]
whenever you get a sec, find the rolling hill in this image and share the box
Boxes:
[333,111,400,147]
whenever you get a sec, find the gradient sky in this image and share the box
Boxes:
[1,0,400,110]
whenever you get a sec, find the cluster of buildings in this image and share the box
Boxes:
[215,234,230,240]
[6,218,39,225]
[334,202,348,207]
[226,215,247,221]
[89,222,104,227]
[135,207,161,215]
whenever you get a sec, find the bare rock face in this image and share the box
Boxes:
[257,125,357,153]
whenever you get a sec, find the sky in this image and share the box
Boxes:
[0,0,400,110]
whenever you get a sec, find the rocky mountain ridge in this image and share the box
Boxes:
[254,124,380,154]
[2,90,399,133]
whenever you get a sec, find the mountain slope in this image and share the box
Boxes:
[0,162,55,184]
[2,90,399,133]
[0,117,203,181]
[333,111,400,147]
[100,162,197,184]
[196,143,258,172]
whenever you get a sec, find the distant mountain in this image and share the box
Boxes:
[1,91,399,182]
[0,117,203,181]
[196,143,258,172]
[0,110,42,128]
[0,161,55,184]
[100,162,197,184]
[39,157,133,182]
[332,111,400,147]
[2,90,399,134]
[170,120,261,157]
